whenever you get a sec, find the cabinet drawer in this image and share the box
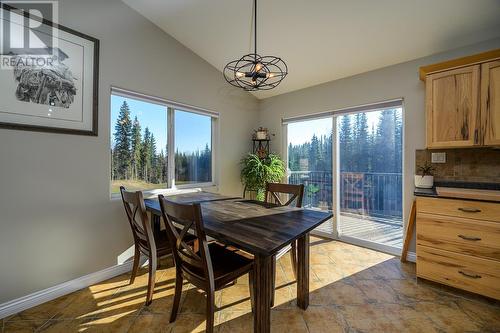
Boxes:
[417,197,500,222]
[417,245,500,300]
[417,213,500,260]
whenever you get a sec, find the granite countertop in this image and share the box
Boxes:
[414,181,500,201]
[414,187,438,197]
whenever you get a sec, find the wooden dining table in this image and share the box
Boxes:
[144,192,333,333]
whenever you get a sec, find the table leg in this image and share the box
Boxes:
[253,254,272,333]
[297,233,310,310]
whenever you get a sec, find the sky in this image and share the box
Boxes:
[111,95,211,154]
[287,108,400,145]
[288,118,332,146]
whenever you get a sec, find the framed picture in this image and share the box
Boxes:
[0,2,99,136]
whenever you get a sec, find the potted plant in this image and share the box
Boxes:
[415,162,435,188]
[241,153,285,201]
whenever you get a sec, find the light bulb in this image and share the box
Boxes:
[255,63,262,72]
[235,72,245,78]
[266,73,275,78]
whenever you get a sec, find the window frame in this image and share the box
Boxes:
[110,87,218,197]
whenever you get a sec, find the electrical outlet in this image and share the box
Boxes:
[431,152,446,163]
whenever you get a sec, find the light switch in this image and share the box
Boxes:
[431,152,446,163]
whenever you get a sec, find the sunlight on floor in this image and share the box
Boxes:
[2,237,499,332]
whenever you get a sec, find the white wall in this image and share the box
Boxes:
[1,0,499,305]
[0,0,258,303]
[258,38,500,252]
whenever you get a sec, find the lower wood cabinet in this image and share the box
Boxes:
[416,196,500,300]
[417,245,500,299]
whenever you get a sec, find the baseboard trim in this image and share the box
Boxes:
[406,251,416,263]
[0,258,145,319]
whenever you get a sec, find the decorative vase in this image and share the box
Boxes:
[414,175,434,189]
[256,130,267,140]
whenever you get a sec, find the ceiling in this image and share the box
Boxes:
[123,0,500,99]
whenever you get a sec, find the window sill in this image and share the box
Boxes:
[111,183,218,201]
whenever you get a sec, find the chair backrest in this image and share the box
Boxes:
[120,186,156,254]
[265,182,305,208]
[158,195,214,287]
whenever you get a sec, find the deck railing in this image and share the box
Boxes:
[288,171,403,223]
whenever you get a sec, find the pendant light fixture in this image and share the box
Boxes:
[223,0,288,91]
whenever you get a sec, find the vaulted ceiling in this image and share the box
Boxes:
[123,0,500,99]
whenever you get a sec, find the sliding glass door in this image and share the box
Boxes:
[336,108,403,252]
[285,102,403,253]
[286,117,334,235]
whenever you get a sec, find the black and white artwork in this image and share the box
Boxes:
[0,4,99,136]
[13,49,77,108]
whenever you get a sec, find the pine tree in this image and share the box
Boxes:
[394,109,403,173]
[149,133,157,183]
[308,134,321,171]
[355,113,370,172]
[373,110,396,173]
[141,127,152,182]
[158,150,166,184]
[113,101,132,179]
[130,116,142,180]
[339,115,352,172]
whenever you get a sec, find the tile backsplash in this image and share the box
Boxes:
[415,148,500,183]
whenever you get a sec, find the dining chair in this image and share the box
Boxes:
[264,182,304,306]
[158,195,254,333]
[120,186,195,306]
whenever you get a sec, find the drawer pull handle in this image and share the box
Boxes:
[458,235,482,241]
[458,207,482,213]
[458,271,482,279]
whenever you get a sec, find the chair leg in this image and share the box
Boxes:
[248,270,255,313]
[206,290,215,333]
[129,245,140,285]
[270,256,276,307]
[170,268,183,323]
[291,242,298,279]
[145,255,157,306]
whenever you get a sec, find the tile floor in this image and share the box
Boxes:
[2,237,499,332]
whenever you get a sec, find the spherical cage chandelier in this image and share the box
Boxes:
[223,0,288,91]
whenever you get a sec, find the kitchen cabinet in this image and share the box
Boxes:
[421,50,500,148]
[425,65,480,148]
[481,60,500,146]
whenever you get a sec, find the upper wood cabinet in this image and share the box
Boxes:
[425,65,480,148]
[421,49,500,149]
[481,60,500,146]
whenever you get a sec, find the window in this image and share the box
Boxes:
[175,110,212,184]
[110,88,217,195]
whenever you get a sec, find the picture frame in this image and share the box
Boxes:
[0,2,99,136]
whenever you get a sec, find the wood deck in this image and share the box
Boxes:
[313,212,403,248]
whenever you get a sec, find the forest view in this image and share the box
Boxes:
[111,98,211,194]
[288,108,403,220]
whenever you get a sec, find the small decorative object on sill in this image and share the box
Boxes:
[415,161,435,189]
